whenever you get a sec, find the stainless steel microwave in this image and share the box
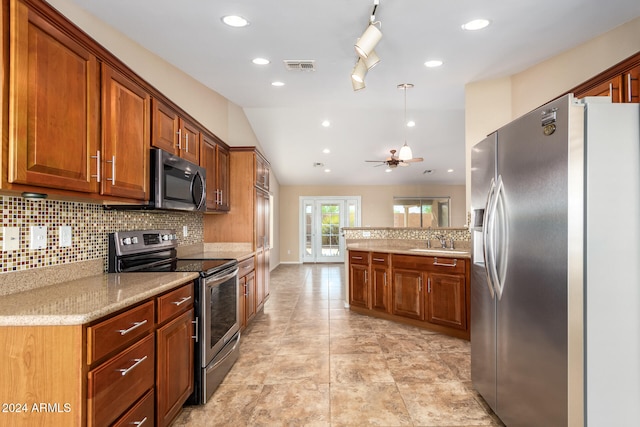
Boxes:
[151,148,206,212]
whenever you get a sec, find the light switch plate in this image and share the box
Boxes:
[30,226,47,250]
[59,226,72,247]
[2,227,20,251]
[183,225,188,237]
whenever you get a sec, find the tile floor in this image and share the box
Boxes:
[173,263,504,426]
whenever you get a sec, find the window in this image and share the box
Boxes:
[393,197,450,228]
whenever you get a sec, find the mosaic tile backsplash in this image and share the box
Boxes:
[0,196,203,273]
[342,226,471,241]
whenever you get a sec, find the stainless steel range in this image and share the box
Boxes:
[108,229,240,404]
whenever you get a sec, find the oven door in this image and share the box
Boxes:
[202,266,240,366]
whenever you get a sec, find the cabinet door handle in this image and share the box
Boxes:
[433,257,457,267]
[192,318,198,342]
[117,319,148,335]
[219,189,223,205]
[90,150,101,182]
[176,129,182,149]
[428,277,431,293]
[106,155,116,183]
[628,73,632,102]
[172,295,192,306]
[117,355,148,376]
[185,133,189,153]
[418,276,422,292]
[132,416,148,426]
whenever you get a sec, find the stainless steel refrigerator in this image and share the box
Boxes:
[470,94,640,426]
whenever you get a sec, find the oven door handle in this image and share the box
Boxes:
[205,267,239,285]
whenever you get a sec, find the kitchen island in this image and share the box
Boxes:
[346,239,471,340]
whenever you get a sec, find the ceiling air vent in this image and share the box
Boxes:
[284,60,316,71]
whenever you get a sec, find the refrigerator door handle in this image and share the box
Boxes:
[490,175,508,300]
[482,178,497,299]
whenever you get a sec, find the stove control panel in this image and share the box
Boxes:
[110,229,178,256]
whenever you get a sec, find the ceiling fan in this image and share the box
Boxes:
[365,149,424,168]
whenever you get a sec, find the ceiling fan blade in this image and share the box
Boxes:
[404,157,424,163]
[365,160,385,163]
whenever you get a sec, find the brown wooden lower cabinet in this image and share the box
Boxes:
[348,250,470,340]
[0,279,195,427]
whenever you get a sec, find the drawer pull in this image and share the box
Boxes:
[243,264,253,270]
[117,319,148,336]
[132,416,148,426]
[433,257,457,267]
[352,256,363,260]
[373,258,385,262]
[117,355,148,376]
[172,296,192,306]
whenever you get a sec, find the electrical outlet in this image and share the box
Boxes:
[183,225,188,237]
[30,226,47,250]
[362,231,371,238]
[2,227,20,251]
[59,226,72,247]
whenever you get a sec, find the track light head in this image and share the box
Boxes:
[354,23,382,59]
[351,59,367,83]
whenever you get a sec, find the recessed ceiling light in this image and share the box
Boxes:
[221,15,249,28]
[461,19,490,31]
[406,120,416,128]
[424,59,443,68]
[447,169,454,173]
[252,58,270,65]
[322,148,331,154]
[321,120,331,127]
[324,168,331,173]
[385,168,392,173]
[271,81,285,87]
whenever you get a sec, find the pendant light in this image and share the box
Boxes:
[398,83,414,161]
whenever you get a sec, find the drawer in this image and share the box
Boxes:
[349,251,369,265]
[88,334,155,427]
[157,282,194,324]
[371,252,389,265]
[428,256,466,274]
[238,257,255,278]
[87,300,154,364]
[112,388,154,427]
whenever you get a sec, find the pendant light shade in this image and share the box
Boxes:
[354,24,382,59]
[398,143,413,161]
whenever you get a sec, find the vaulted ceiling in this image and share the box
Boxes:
[68,0,640,186]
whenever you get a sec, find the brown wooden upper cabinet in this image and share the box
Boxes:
[101,64,150,200]
[151,98,200,164]
[255,152,270,192]
[8,0,100,193]
[573,54,640,103]
[200,133,230,212]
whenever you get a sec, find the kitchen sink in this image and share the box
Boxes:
[409,248,469,255]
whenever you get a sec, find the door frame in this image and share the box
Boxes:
[299,196,361,263]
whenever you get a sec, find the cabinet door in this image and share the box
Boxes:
[349,263,369,308]
[391,268,424,320]
[8,0,100,192]
[255,250,265,309]
[156,308,194,427]
[623,65,640,103]
[427,273,467,330]
[243,271,257,327]
[255,153,270,191]
[101,64,150,200]
[178,119,200,164]
[575,75,623,102]
[371,264,390,313]
[151,98,179,154]
[200,140,218,210]
[217,145,231,211]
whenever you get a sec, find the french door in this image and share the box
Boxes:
[300,197,360,263]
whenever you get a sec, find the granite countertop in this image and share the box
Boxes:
[180,250,255,261]
[346,239,471,259]
[0,271,199,326]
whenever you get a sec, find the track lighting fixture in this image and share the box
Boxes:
[351,0,381,91]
